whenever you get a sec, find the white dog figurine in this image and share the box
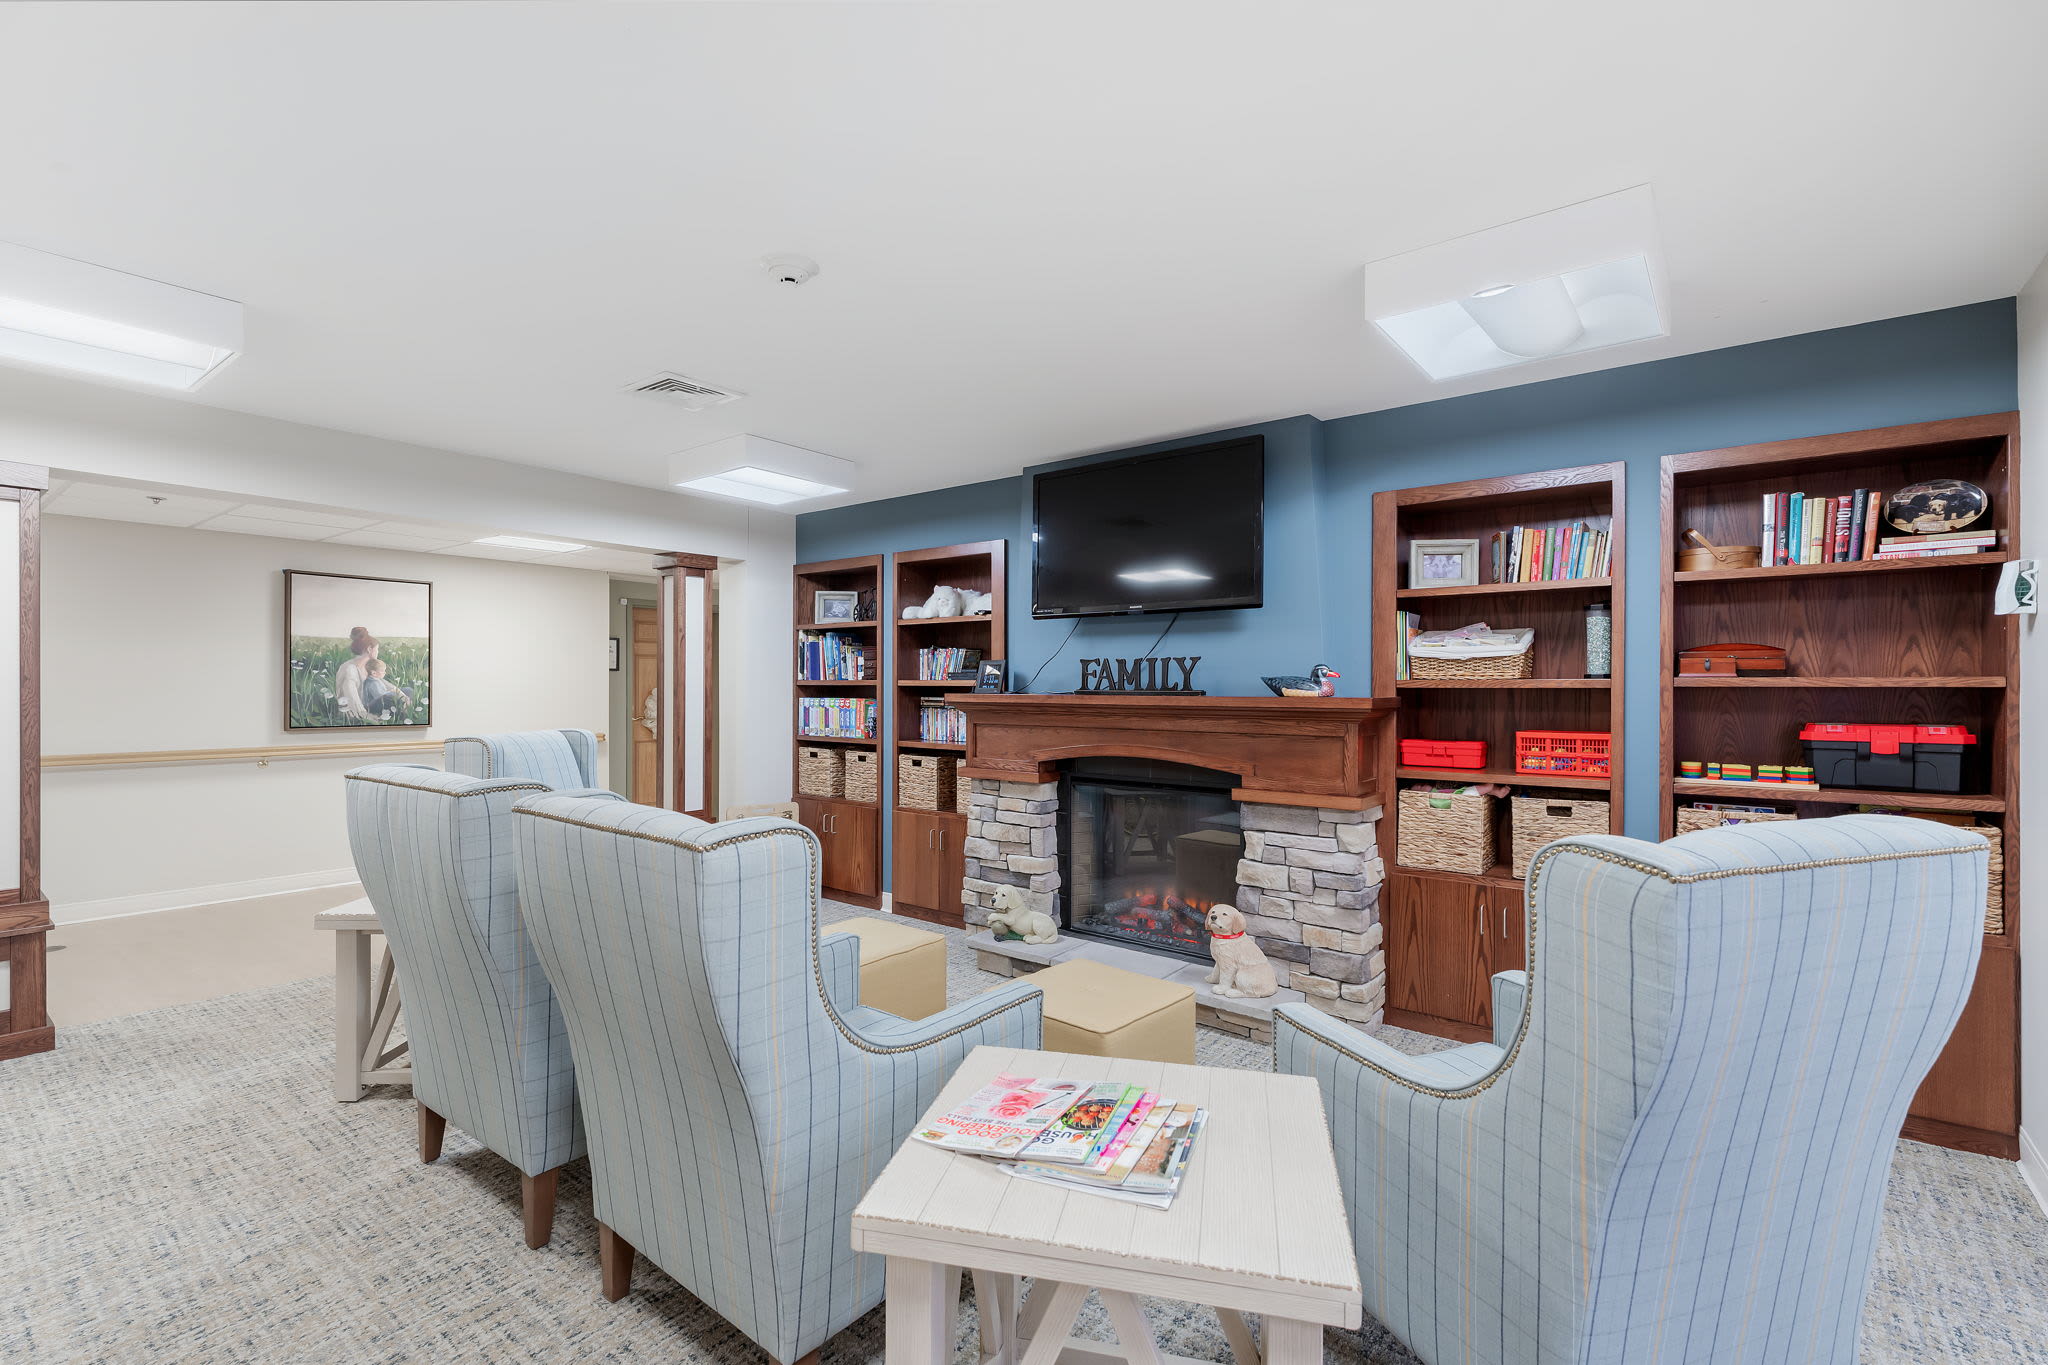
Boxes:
[986,886,1060,944]
[901,585,966,620]
[1204,904,1278,998]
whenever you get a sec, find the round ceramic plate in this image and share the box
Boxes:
[1883,478,1987,534]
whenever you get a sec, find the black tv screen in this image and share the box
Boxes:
[1032,436,1264,618]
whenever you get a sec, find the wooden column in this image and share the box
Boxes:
[655,552,718,820]
[0,461,49,1061]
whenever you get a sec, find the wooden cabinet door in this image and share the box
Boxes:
[893,810,966,927]
[1384,871,1490,1031]
[798,797,879,900]
[1483,881,1527,977]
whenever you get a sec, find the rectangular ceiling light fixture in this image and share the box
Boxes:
[669,434,855,507]
[0,240,242,390]
[474,534,588,553]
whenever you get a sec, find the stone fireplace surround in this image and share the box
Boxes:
[951,694,1397,1038]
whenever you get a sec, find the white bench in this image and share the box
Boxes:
[312,898,412,1101]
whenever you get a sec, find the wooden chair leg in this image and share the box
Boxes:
[521,1167,560,1250]
[789,1352,820,1365]
[417,1103,446,1163]
[598,1221,636,1302]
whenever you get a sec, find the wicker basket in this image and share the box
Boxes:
[1510,791,1610,876]
[953,758,971,814]
[897,753,957,811]
[1411,646,1535,680]
[1971,825,2004,935]
[844,749,880,804]
[1672,805,1795,836]
[797,745,845,798]
[1396,785,1499,875]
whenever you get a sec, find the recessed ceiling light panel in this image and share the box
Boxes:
[0,240,241,389]
[474,534,587,553]
[676,466,847,506]
[668,434,855,507]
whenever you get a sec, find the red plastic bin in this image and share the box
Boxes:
[1515,729,1612,778]
[1400,738,1489,770]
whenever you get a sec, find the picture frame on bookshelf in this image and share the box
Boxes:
[1409,538,1481,588]
[814,589,860,622]
[976,659,1008,692]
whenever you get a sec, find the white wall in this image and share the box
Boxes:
[2018,254,2048,1208]
[43,515,613,918]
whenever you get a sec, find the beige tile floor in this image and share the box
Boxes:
[47,883,362,1026]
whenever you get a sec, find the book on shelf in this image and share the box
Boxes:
[1394,610,1420,681]
[910,1074,1091,1156]
[1760,489,1991,567]
[1488,523,1611,585]
[916,698,968,744]
[797,630,871,682]
[797,696,878,740]
[915,646,982,680]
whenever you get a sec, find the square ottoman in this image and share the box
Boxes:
[1026,958,1196,1064]
[822,916,949,1020]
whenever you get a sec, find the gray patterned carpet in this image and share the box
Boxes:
[0,903,2042,1363]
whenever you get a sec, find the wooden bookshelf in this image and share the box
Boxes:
[1659,411,2020,1158]
[793,555,884,908]
[889,540,1006,929]
[1372,462,1625,1043]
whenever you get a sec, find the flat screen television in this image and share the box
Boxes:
[1031,436,1264,618]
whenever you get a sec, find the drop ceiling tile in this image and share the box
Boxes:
[195,513,340,540]
[324,529,465,551]
[366,520,470,539]
[219,504,377,530]
[47,486,239,526]
[436,542,547,562]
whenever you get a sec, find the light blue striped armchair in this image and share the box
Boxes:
[510,794,1046,1365]
[1277,813,1987,1365]
[344,764,621,1249]
[444,728,600,788]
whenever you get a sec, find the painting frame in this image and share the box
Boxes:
[1409,538,1481,589]
[609,636,621,671]
[813,589,859,623]
[284,570,434,731]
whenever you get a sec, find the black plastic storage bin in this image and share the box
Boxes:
[1797,723,1977,793]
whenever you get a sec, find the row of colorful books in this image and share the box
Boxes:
[914,646,982,680]
[797,696,877,741]
[1760,491,1995,565]
[1392,610,1421,682]
[918,699,968,744]
[1488,522,1611,584]
[797,631,871,682]
[914,1074,1207,1209]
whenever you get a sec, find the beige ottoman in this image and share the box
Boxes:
[1027,958,1196,1064]
[822,917,949,1020]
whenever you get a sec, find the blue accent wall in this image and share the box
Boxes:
[797,299,2018,880]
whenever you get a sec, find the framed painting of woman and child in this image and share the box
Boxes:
[284,570,432,729]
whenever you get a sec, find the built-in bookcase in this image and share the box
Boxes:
[793,555,883,907]
[1371,463,1625,1042]
[890,540,1005,927]
[1660,413,2020,1157]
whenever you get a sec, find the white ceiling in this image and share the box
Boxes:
[2,1,2045,510]
[43,476,664,577]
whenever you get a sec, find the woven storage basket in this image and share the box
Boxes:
[897,753,957,812]
[953,758,971,814]
[1972,825,2004,935]
[1411,646,1535,680]
[796,745,844,798]
[844,749,881,804]
[1396,785,1499,875]
[1510,791,1610,877]
[1672,805,1795,836]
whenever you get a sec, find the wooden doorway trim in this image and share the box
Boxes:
[628,606,660,805]
[655,552,718,820]
[0,461,51,1062]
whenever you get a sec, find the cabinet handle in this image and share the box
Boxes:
[936,827,946,852]
[1501,905,1509,940]
[927,829,935,851]
[1477,899,1486,936]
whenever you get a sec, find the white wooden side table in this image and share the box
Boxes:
[850,1045,1361,1365]
[313,898,412,1101]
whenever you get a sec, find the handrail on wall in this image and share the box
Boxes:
[45,734,608,771]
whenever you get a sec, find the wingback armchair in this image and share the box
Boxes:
[510,794,1046,1365]
[1276,813,1987,1365]
[344,763,620,1248]
[443,728,600,787]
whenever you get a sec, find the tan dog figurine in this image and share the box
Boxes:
[1204,904,1278,998]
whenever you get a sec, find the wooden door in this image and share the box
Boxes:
[801,797,879,900]
[893,810,965,928]
[629,606,659,804]
[1383,870,1490,1034]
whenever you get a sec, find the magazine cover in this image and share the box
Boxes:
[1013,1081,1133,1165]
[1086,1090,1158,1173]
[1123,1108,1206,1193]
[912,1074,1087,1155]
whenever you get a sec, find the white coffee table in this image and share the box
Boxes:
[850,1045,1361,1365]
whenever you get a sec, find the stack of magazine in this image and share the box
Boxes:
[913,1074,1208,1210]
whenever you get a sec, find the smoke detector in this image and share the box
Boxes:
[625,372,744,411]
[763,254,819,286]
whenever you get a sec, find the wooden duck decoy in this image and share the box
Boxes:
[1261,664,1340,698]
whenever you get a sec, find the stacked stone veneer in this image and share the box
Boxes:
[1233,802,1387,1026]
[961,776,1388,1029]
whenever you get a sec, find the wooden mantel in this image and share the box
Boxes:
[953,693,1398,810]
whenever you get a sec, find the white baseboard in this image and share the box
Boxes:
[2020,1128,2048,1217]
[52,867,362,925]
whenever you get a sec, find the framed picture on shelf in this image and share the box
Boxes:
[284,570,432,730]
[1409,538,1481,588]
[976,658,1008,692]
[609,637,621,671]
[814,590,860,622]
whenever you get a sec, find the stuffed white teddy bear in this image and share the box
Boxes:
[900,585,965,620]
[986,886,1060,944]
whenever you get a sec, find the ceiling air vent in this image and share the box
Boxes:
[626,372,744,411]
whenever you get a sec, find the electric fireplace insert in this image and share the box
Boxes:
[1057,757,1244,960]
